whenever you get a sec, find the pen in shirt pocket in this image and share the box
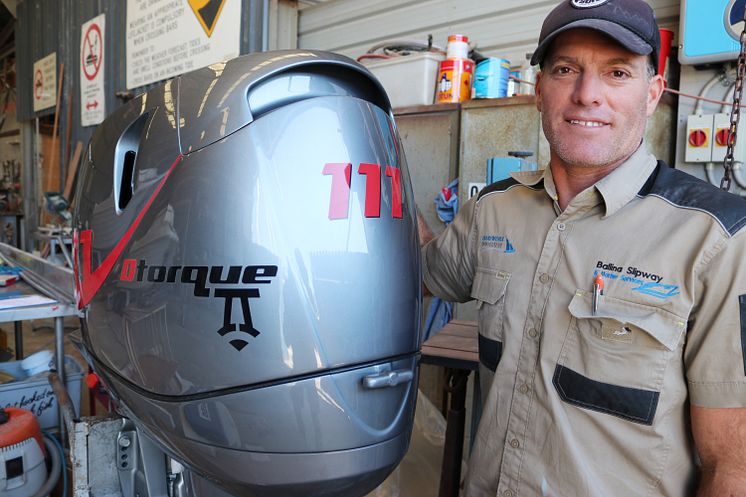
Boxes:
[592,273,604,316]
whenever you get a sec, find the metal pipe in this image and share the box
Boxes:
[262,0,269,51]
[48,370,76,436]
[13,321,21,359]
[704,162,746,196]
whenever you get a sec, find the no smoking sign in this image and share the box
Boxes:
[82,22,102,81]
[80,14,105,126]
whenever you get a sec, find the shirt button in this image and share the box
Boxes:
[519,384,530,394]
[528,328,538,338]
[510,438,520,448]
[539,273,551,284]
[557,222,566,231]
[504,490,514,497]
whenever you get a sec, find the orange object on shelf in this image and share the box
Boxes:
[436,59,474,103]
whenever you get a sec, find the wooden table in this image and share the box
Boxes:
[420,320,480,497]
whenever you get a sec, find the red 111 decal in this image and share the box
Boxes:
[323,162,403,220]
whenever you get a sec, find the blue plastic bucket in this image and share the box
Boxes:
[474,58,510,98]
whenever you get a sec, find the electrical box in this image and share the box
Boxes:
[680,0,743,64]
[685,114,715,162]
[712,113,746,162]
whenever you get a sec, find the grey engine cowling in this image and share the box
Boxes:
[73,50,422,497]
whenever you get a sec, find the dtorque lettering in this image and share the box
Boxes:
[120,259,277,297]
[120,259,278,351]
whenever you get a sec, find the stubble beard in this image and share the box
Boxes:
[541,108,648,170]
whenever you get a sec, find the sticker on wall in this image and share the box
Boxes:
[80,14,106,127]
[32,53,56,112]
[188,0,227,37]
[125,0,240,89]
[726,0,746,40]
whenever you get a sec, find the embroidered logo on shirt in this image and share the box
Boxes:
[480,235,516,253]
[592,260,680,300]
[631,281,681,299]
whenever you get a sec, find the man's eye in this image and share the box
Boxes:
[611,70,630,79]
[554,66,573,75]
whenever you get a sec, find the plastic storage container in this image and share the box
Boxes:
[363,52,446,108]
[0,356,83,430]
[20,350,53,376]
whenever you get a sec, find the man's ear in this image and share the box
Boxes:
[646,73,665,117]
[535,71,543,112]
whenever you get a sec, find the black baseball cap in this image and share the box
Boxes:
[530,0,660,69]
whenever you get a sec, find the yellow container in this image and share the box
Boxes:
[436,59,474,103]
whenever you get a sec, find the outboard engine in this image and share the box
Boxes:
[73,50,421,497]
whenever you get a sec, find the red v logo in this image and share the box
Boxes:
[74,154,183,309]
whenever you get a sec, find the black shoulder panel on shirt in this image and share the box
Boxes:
[477,177,542,201]
[638,160,746,236]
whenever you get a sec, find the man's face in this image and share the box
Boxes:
[535,29,664,170]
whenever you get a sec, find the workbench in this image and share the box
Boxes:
[420,319,480,497]
[0,278,78,385]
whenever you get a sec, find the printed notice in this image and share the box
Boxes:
[125,0,240,89]
[32,53,56,112]
[80,14,106,126]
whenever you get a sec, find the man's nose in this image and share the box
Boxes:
[572,72,603,106]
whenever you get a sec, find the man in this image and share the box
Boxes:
[419,0,746,496]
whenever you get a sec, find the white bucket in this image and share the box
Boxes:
[20,350,54,376]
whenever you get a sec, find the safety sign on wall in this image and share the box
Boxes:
[125,0,240,90]
[81,14,106,127]
[32,52,56,112]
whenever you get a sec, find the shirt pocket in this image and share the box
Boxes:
[554,291,686,425]
[470,267,510,373]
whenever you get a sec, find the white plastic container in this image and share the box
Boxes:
[363,52,446,108]
[20,350,54,376]
[445,34,469,60]
[0,356,84,430]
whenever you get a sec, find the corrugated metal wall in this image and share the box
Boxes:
[16,0,265,179]
[298,0,681,66]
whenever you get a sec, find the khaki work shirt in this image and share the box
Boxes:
[423,145,746,497]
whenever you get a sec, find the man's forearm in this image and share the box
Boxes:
[697,466,746,497]
[416,208,435,246]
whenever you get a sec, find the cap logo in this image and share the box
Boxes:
[570,0,610,7]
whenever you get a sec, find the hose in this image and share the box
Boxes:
[704,162,746,196]
[694,69,736,115]
[30,433,64,497]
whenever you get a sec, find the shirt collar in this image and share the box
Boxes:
[509,142,657,218]
[594,142,658,218]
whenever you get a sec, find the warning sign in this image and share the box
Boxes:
[125,0,240,90]
[188,0,227,37]
[32,53,56,112]
[81,14,106,126]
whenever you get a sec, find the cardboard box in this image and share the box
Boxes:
[0,355,84,429]
[363,52,446,109]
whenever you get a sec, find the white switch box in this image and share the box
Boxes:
[712,113,746,164]
[685,114,714,163]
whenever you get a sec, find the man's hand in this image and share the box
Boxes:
[417,208,435,247]
[692,405,746,496]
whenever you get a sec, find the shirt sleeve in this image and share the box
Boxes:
[686,229,746,407]
[422,195,478,303]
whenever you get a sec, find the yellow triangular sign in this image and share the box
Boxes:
[188,0,227,37]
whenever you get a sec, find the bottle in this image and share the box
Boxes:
[436,35,474,103]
